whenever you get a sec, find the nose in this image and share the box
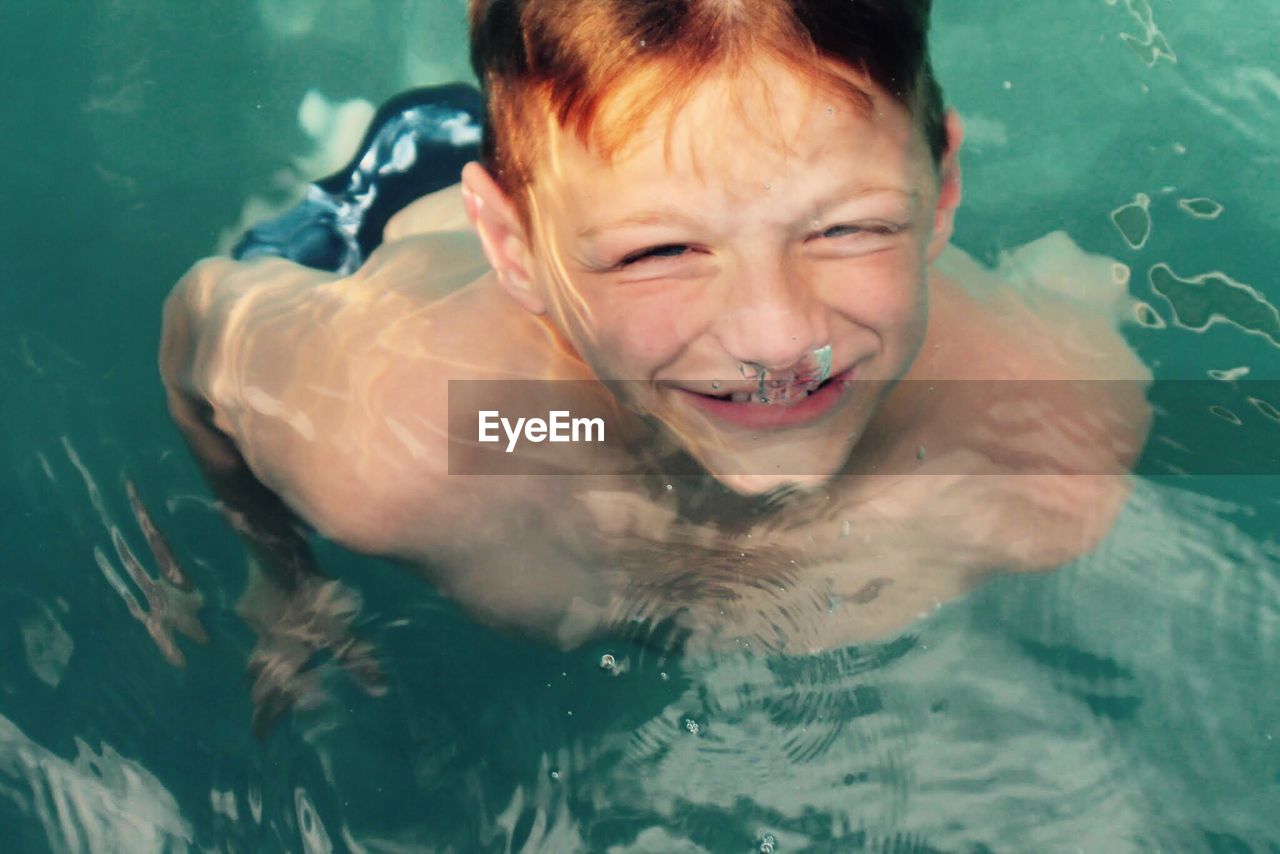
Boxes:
[715,252,828,373]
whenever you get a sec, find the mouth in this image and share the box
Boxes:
[675,366,858,429]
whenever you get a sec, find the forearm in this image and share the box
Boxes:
[169,390,320,587]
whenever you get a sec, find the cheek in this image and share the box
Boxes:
[593,284,716,361]
[818,252,928,328]
[583,292,704,374]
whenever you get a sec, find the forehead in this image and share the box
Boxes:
[529,59,930,215]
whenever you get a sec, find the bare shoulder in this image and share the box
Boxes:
[302,256,568,551]
[185,232,552,555]
[913,237,1154,571]
[928,235,1150,382]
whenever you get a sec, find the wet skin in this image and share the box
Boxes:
[163,62,1150,655]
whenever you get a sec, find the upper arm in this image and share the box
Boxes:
[166,254,453,554]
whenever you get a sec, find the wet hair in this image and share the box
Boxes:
[468,0,945,215]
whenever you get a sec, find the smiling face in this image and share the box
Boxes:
[463,58,961,493]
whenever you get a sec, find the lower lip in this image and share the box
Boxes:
[676,367,858,430]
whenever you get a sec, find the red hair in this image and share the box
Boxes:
[469,0,945,215]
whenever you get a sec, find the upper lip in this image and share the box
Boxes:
[695,385,760,397]
[677,366,853,398]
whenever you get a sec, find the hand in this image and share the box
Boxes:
[237,557,387,736]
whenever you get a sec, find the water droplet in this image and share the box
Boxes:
[664,483,674,492]
[711,380,721,390]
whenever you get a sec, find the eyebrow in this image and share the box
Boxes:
[575,186,923,241]
[575,209,701,241]
[817,185,922,212]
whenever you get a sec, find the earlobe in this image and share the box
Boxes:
[460,162,546,315]
[927,109,965,262]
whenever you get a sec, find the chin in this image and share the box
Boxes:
[712,470,837,496]
[648,389,871,494]
[683,431,856,495]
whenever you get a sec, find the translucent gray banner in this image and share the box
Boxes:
[445,380,1280,476]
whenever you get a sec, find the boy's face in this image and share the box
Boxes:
[468,59,960,494]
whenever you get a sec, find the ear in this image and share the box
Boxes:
[927,109,964,263]
[460,161,546,315]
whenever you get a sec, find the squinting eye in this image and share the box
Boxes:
[619,244,691,267]
[820,223,901,240]
[822,224,864,239]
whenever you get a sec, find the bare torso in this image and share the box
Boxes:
[167,188,1150,653]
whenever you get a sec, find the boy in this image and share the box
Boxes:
[160,0,1149,678]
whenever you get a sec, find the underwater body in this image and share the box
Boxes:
[2,0,1279,850]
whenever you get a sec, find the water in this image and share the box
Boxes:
[2,0,1278,850]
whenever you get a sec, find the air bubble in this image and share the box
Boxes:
[759,833,777,853]
[684,718,701,735]
[711,381,721,390]
[599,653,617,672]
[549,768,561,781]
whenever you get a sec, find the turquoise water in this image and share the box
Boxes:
[2,0,1278,850]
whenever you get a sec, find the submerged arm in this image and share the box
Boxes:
[160,257,333,588]
[159,237,478,561]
